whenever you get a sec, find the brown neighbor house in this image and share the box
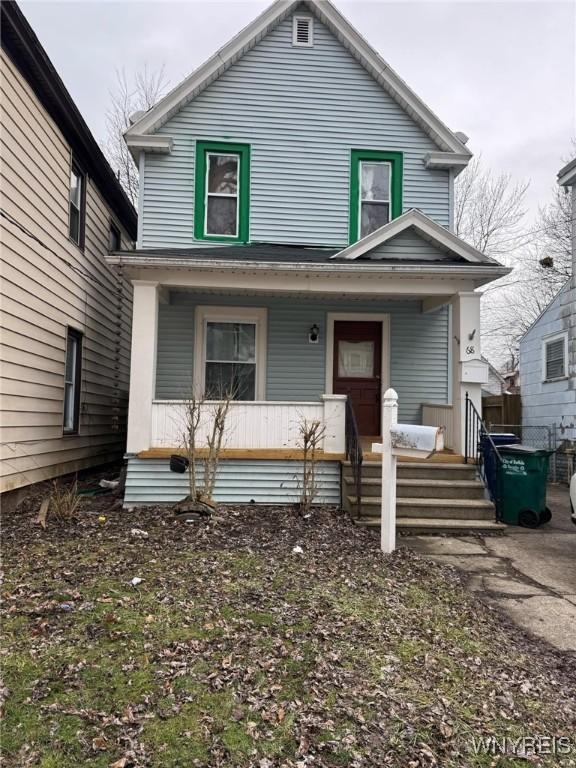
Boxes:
[0,1,137,500]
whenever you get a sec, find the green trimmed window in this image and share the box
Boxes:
[349,150,403,242]
[194,141,250,242]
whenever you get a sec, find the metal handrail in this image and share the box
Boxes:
[464,392,502,516]
[344,396,363,517]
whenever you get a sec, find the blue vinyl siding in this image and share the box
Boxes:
[367,229,454,261]
[155,292,449,424]
[124,458,340,506]
[141,12,449,249]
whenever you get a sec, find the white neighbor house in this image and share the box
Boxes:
[519,159,576,481]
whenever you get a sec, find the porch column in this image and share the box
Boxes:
[322,394,347,453]
[450,292,486,455]
[126,281,159,454]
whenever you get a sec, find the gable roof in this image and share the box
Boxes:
[1,1,137,238]
[125,0,472,163]
[330,209,499,264]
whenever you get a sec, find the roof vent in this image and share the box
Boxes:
[292,15,313,47]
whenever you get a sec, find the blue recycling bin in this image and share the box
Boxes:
[480,432,520,502]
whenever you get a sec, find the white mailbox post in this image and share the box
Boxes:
[372,388,445,554]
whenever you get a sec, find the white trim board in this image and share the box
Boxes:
[125,0,472,160]
[331,208,498,264]
[324,312,390,398]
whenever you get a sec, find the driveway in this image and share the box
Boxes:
[402,485,576,653]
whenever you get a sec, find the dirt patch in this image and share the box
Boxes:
[2,477,576,767]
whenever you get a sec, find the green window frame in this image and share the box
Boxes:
[194,141,250,242]
[349,149,403,243]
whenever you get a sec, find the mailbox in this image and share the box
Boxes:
[372,424,444,459]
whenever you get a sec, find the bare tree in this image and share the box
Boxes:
[104,66,168,205]
[297,418,326,516]
[527,186,572,291]
[455,156,529,259]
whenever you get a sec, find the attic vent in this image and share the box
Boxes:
[292,15,313,47]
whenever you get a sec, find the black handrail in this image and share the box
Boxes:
[464,391,502,516]
[344,396,363,517]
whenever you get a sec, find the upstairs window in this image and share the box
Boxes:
[349,150,403,242]
[292,15,313,47]
[109,222,121,250]
[63,328,82,434]
[69,159,85,247]
[194,142,250,242]
[543,333,567,381]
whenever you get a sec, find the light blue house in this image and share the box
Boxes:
[519,159,576,482]
[109,0,508,524]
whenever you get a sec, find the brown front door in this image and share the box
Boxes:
[333,321,382,435]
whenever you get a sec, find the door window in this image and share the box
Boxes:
[338,340,374,378]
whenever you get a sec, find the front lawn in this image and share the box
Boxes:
[2,487,575,767]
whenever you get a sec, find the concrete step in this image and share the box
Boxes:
[357,516,506,534]
[348,496,495,521]
[342,461,478,482]
[343,476,486,500]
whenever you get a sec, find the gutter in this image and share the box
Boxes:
[106,252,511,280]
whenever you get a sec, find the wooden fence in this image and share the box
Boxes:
[482,394,521,428]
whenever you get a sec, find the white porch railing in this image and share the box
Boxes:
[150,395,346,453]
[422,403,454,450]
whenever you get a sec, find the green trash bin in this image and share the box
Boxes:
[496,445,553,527]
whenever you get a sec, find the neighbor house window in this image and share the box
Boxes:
[194,141,250,242]
[349,150,403,242]
[543,333,568,381]
[109,222,121,250]
[194,307,267,400]
[63,328,82,433]
[69,160,85,246]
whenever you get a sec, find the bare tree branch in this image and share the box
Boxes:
[103,66,168,205]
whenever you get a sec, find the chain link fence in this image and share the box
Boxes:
[488,424,575,484]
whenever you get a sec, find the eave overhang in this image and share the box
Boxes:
[126,134,173,158]
[106,251,510,290]
[557,157,576,187]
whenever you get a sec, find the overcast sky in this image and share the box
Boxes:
[20,0,575,222]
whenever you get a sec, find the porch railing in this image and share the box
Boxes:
[344,396,363,517]
[464,391,502,517]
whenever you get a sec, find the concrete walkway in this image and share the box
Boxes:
[402,485,576,653]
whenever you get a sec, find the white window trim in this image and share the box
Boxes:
[194,306,267,400]
[324,312,390,396]
[541,331,569,382]
[292,14,314,47]
[204,152,240,238]
[359,160,392,238]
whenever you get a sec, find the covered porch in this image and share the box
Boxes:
[114,249,501,506]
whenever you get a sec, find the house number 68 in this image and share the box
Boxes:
[466,345,475,355]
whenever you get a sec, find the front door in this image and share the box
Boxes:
[333,321,382,435]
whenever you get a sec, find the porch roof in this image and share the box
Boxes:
[111,242,489,267]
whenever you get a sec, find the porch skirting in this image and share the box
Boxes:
[123,456,341,507]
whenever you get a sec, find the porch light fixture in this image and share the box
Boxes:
[308,324,320,344]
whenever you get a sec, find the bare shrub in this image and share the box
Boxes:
[297,418,326,516]
[180,391,233,508]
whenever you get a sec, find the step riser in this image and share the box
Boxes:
[344,482,486,500]
[358,518,505,534]
[355,504,494,521]
[398,467,478,481]
[343,467,478,481]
